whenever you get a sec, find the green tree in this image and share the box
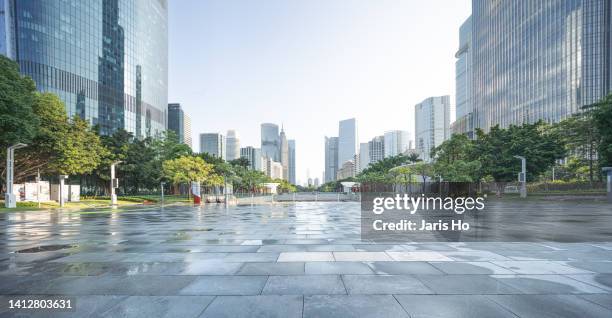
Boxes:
[551,112,600,182]
[229,157,250,169]
[590,93,612,169]
[7,93,105,183]
[274,178,297,193]
[0,56,38,149]
[52,116,106,175]
[431,134,481,182]
[163,156,213,192]
[411,161,434,183]
[475,122,565,194]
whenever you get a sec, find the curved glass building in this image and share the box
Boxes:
[1,0,167,137]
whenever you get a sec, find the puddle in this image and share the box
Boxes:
[15,244,76,253]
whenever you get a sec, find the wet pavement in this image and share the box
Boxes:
[0,201,611,317]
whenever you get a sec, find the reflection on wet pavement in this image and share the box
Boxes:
[0,202,611,317]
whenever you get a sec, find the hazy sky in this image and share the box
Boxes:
[168,0,471,184]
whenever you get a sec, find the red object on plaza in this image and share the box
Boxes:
[191,181,201,205]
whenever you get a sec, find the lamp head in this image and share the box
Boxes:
[10,143,28,150]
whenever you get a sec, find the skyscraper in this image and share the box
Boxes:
[470,0,612,131]
[359,142,370,172]
[167,103,192,149]
[338,118,358,168]
[324,136,339,182]
[279,127,289,181]
[200,133,226,159]
[384,130,411,158]
[452,16,474,139]
[288,140,296,185]
[1,0,168,137]
[240,146,262,171]
[415,96,450,162]
[226,130,240,161]
[261,123,280,161]
[368,136,385,164]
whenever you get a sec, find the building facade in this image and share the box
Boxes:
[167,103,191,149]
[226,130,240,161]
[261,123,280,162]
[470,0,612,131]
[324,136,339,182]
[452,16,474,139]
[263,156,283,180]
[240,146,262,171]
[1,0,168,137]
[288,140,296,185]
[384,130,411,158]
[359,142,369,172]
[415,96,450,162]
[338,118,358,168]
[199,133,225,159]
[336,160,356,180]
[279,127,289,181]
[368,136,385,165]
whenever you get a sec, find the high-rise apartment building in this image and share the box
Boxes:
[279,127,289,181]
[336,160,356,180]
[240,146,262,171]
[324,137,339,182]
[368,136,385,164]
[200,133,226,159]
[470,0,612,131]
[452,16,474,139]
[338,118,358,168]
[226,130,240,161]
[1,0,168,137]
[384,130,411,158]
[263,156,283,180]
[261,123,280,162]
[288,140,296,185]
[167,103,192,149]
[359,142,369,172]
[415,96,450,162]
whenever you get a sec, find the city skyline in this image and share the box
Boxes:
[168,0,470,183]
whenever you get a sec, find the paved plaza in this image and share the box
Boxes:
[1,201,612,317]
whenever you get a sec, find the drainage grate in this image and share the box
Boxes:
[15,244,76,253]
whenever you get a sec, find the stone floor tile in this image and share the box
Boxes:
[304,295,409,318]
[342,275,432,294]
[237,262,304,275]
[368,262,444,275]
[179,276,267,295]
[305,262,373,274]
[200,295,303,318]
[386,252,453,262]
[416,275,521,295]
[101,295,214,318]
[492,274,607,294]
[277,252,334,262]
[430,261,516,275]
[262,275,346,295]
[488,294,612,318]
[395,294,517,318]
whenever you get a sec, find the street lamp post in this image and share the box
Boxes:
[160,181,165,205]
[514,155,527,198]
[110,161,122,206]
[58,174,68,207]
[603,167,612,203]
[5,143,28,208]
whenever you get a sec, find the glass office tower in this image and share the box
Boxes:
[471,0,611,130]
[1,0,168,137]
